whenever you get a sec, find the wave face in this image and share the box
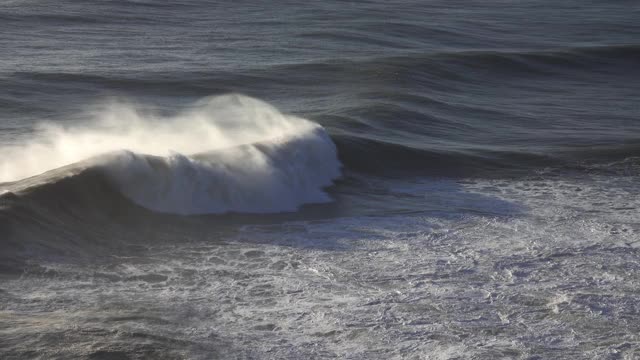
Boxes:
[101,130,339,214]
[0,95,341,215]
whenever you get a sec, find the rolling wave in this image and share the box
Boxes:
[0,86,638,222]
[0,95,341,264]
[0,91,638,265]
[1,126,339,216]
[266,44,640,80]
[0,135,340,265]
[0,95,341,216]
[10,44,639,87]
[334,134,640,178]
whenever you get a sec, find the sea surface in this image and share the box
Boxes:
[1,1,640,359]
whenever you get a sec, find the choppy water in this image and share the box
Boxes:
[1,1,639,359]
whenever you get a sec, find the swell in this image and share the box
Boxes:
[1,128,341,215]
[269,44,640,81]
[430,43,640,73]
[333,135,640,177]
[1,133,638,268]
[11,44,640,86]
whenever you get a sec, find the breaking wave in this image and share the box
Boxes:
[0,94,342,215]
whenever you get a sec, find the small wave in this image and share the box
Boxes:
[250,44,640,82]
[333,134,640,177]
[333,134,563,177]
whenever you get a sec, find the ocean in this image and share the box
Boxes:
[1,1,639,358]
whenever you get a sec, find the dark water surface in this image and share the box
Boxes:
[1,1,639,359]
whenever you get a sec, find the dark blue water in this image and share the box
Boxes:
[1,1,639,359]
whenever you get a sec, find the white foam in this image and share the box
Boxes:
[0,94,342,214]
[102,127,340,214]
